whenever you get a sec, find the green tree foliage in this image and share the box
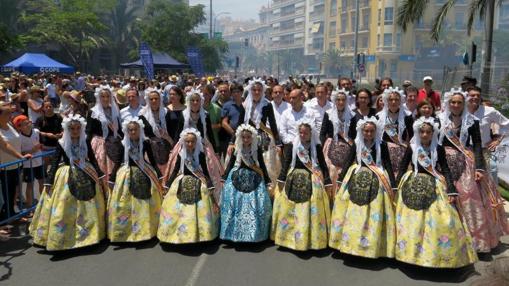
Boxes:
[108,0,141,70]
[21,0,115,68]
[0,0,24,54]
[323,49,342,77]
[139,0,228,73]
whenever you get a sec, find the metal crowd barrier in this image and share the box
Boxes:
[0,150,56,226]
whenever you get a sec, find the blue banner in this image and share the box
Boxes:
[140,42,154,80]
[186,47,205,76]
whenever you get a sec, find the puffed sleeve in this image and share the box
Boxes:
[144,140,162,178]
[258,146,271,184]
[437,145,458,195]
[44,145,64,186]
[139,115,156,138]
[404,115,414,142]
[205,114,216,152]
[262,104,281,146]
[223,149,237,181]
[87,139,104,179]
[337,143,356,183]
[277,143,293,183]
[348,116,358,142]
[381,142,396,188]
[166,155,180,189]
[199,152,213,188]
[319,112,333,145]
[470,120,486,171]
[316,144,332,186]
[396,147,412,186]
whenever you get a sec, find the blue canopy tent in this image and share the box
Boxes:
[120,52,189,69]
[1,53,75,74]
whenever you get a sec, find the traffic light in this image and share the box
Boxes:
[235,56,240,68]
[244,38,249,47]
[471,42,477,64]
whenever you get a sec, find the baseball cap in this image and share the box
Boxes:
[423,76,433,82]
[13,115,29,128]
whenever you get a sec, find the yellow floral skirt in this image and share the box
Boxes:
[270,169,330,251]
[395,171,478,268]
[42,166,106,251]
[29,187,53,247]
[107,165,162,242]
[157,174,219,244]
[329,165,395,258]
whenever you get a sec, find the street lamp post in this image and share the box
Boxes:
[213,12,231,36]
[351,0,359,81]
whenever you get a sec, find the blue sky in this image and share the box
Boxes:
[189,0,268,21]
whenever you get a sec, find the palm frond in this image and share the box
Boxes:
[396,0,431,32]
[466,0,486,35]
[431,0,456,42]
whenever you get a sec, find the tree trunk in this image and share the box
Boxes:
[480,0,496,98]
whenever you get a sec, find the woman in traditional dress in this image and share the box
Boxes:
[329,117,396,259]
[242,78,281,185]
[30,115,107,251]
[107,118,163,243]
[87,88,123,184]
[157,128,219,244]
[138,90,173,174]
[439,88,509,253]
[271,118,332,251]
[377,87,414,177]
[166,86,186,143]
[320,89,357,194]
[166,90,223,202]
[220,124,272,242]
[395,117,477,268]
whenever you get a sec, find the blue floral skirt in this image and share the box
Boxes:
[220,167,272,242]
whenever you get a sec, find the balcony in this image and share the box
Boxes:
[270,0,302,9]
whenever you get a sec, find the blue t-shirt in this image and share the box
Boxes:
[221,100,245,132]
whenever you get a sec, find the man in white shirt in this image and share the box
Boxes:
[304,83,332,132]
[271,85,290,133]
[467,86,509,184]
[279,89,313,145]
[44,77,58,108]
[120,89,142,122]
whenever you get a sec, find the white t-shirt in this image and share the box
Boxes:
[20,129,42,168]
[45,83,57,98]
[28,98,43,123]
[0,124,21,170]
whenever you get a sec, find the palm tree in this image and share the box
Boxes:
[397,0,503,96]
[108,0,140,71]
[323,49,342,77]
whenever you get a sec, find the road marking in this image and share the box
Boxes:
[184,254,208,286]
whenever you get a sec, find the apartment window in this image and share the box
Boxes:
[329,21,337,37]
[341,0,347,12]
[362,10,370,30]
[396,32,401,48]
[377,34,380,46]
[341,16,347,33]
[383,33,392,46]
[455,11,464,29]
[384,7,394,25]
[350,12,356,32]
[341,41,346,50]
[390,60,398,76]
[378,9,381,26]
[330,0,337,16]
[361,36,368,48]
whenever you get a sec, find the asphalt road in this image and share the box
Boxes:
[1,224,508,286]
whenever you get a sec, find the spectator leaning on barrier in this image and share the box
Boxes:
[0,101,23,222]
[14,115,44,211]
[34,101,63,151]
